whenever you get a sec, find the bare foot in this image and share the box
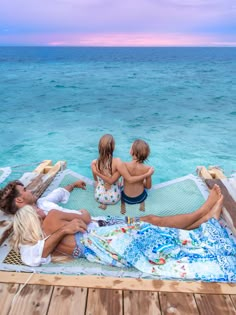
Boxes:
[212,184,222,197]
[99,204,107,210]
[195,184,222,219]
[208,195,224,220]
[206,184,222,208]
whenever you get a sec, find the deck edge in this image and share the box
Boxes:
[0,271,235,294]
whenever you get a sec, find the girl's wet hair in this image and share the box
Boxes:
[97,134,115,175]
[131,139,150,163]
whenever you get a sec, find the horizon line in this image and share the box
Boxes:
[1,44,236,48]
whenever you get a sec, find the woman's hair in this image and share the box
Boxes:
[0,180,23,215]
[11,205,44,253]
[131,139,150,163]
[11,206,72,263]
[97,134,115,175]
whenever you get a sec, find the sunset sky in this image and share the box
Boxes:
[0,0,236,46]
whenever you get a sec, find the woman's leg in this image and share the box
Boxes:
[43,208,91,225]
[42,210,77,234]
[185,195,223,230]
[139,184,222,229]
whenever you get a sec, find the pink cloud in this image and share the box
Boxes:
[1,32,235,46]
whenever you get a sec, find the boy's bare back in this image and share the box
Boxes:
[123,161,152,197]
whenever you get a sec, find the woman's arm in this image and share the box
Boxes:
[42,218,88,257]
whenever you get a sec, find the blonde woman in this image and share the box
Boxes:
[12,205,90,266]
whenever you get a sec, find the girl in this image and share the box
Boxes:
[92,134,121,210]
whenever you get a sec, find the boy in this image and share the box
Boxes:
[120,139,152,213]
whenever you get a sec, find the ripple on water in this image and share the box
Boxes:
[51,105,73,112]
[47,132,58,136]
[213,95,225,101]
[55,84,65,88]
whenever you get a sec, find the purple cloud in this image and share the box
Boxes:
[0,0,235,45]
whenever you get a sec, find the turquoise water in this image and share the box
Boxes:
[0,47,235,184]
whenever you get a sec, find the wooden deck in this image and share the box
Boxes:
[1,272,236,315]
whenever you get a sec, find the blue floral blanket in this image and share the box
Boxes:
[82,218,236,282]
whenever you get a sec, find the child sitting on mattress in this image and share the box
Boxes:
[91,134,153,211]
[92,137,153,214]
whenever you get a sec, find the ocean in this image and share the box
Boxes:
[0,47,235,184]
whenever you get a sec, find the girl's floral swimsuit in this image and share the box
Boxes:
[94,176,121,205]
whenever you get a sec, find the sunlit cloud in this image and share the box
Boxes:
[47,33,236,47]
[1,32,235,47]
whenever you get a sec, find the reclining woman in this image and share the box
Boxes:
[11,185,236,284]
[91,134,153,212]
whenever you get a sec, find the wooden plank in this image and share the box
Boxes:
[196,166,213,179]
[230,295,236,309]
[26,161,66,199]
[195,294,236,315]
[48,286,87,315]
[34,160,52,174]
[206,179,236,229]
[26,173,45,196]
[124,290,160,315]
[208,167,227,180]
[1,272,236,294]
[0,219,13,246]
[0,283,19,315]
[8,284,53,315]
[159,292,199,315]
[86,288,122,315]
[46,161,66,176]
[44,166,54,173]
